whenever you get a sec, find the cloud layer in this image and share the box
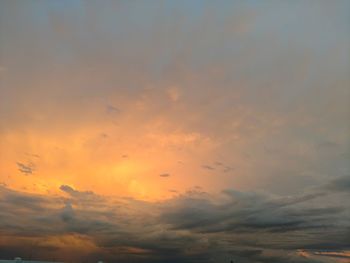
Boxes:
[0,175,349,262]
[0,1,349,262]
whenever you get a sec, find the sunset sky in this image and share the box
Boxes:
[0,1,349,262]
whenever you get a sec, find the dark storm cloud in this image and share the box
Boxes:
[160,190,325,233]
[160,187,350,257]
[0,181,350,262]
[0,186,47,212]
[1,179,348,262]
[0,186,65,238]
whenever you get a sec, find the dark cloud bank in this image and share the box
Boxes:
[0,176,349,263]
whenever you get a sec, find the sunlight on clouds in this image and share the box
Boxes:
[0,0,349,262]
[0,119,221,200]
[112,160,149,178]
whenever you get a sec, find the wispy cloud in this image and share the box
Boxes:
[201,165,215,171]
[16,162,35,175]
[105,105,120,114]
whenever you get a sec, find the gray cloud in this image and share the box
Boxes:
[0,0,349,262]
[16,162,35,175]
[60,201,74,222]
[325,175,350,193]
[1,178,349,262]
[59,185,104,204]
[201,165,215,171]
[105,105,120,114]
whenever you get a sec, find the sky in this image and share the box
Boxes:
[0,0,349,262]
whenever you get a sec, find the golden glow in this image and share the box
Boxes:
[112,159,149,178]
[0,112,226,200]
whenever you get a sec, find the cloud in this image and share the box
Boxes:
[0,0,349,262]
[0,181,350,262]
[160,188,349,253]
[61,202,74,222]
[201,165,215,170]
[212,161,235,173]
[159,173,170,178]
[105,105,120,114]
[16,162,35,175]
[325,175,350,193]
[59,185,103,203]
[60,184,79,195]
[313,250,350,259]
